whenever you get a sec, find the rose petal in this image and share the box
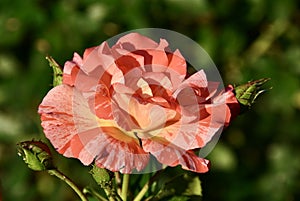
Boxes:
[114,34,170,72]
[94,127,149,173]
[114,53,144,75]
[173,70,207,98]
[115,33,159,50]
[143,72,173,92]
[38,84,149,173]
[81,42,113,74]
[144,116,220,151]
[144,39,169,67]
[38,85,99,163]
[167,49,186,79]
[112,83,178,132]
[91,92,113,119]
[219,85,240,126]
[110,83,140,131]
[63,53,81,86]
[142,140,209,173]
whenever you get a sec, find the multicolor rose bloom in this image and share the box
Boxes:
[38,33,240,173]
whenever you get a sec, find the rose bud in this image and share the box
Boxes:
[234,78,271,113]
[90,165,112,187]
[17,140,55,171]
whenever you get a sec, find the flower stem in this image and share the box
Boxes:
[47,169,88,201]
[114,172,122,196]
[83,187,108,201]
[121,174,130,201]
[133,170,163,201]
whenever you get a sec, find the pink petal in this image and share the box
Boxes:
[114,34,170,73]
[183,69,208,88]
[67,69,99,92]
[114,54,144,76]
[149,96,171,108]
[142,96,229,150]
[65,70,114,120]
[82,44,125,85]
[83,46,97,60]
[142,140,209,173]
[112,83,178,131]
[90,92,113,119]
[38,84,148,173]
[221,85,240,126]
[142,72,173,92]
[143,117,217,151]
[144,39,169,67]
[173,70,208,99]
[63,44,122,92]
[38,85,99,164]
[63,59,80,87]
[167,49,186,79]
[81,42,114,74]
[129,102,177,131]
[94,128,149,173]
[115,33,159,51]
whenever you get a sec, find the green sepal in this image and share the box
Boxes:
[46,55,63,87]
[17,140,55,171]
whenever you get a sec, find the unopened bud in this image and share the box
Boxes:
[90,165,112,187]
[234,78,271,112]
[17,140,55,171]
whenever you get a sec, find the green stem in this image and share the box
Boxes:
[100,181,122,201]
[121,174,130,201]
[83,187,108,201]
[48,169,88,201]
[104,189,115,201]
[114,172,122,196]
[133,170,163,201]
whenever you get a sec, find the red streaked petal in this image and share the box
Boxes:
[224,85,240,124]
[144,119,216,151]
[143,72,173,92]
[144,39,169,67]
[38,85,99,159]
[167,49,186,78]
[142,140,209,173]
[173,70,208,99]
[114,54,144,76]
[112,86,178,131]
[38,84,148,172]
[92,95,113,119]
[95,127,150,173]
[81,42,114,74]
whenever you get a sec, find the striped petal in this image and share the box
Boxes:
[38,84,149,173]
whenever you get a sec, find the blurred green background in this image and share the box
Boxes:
[0,0,299,200]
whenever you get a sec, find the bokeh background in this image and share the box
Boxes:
[0,0,300,200]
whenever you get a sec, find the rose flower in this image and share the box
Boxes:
[38,33,239,174]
